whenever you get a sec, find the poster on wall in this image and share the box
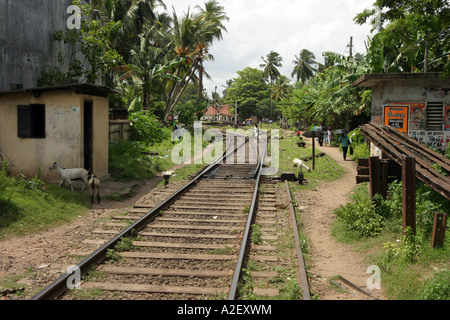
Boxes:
[384,105,409,133]
[408,103,426,130]
[445,105,450,131]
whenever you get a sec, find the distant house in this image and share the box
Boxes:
[0,84,116,182]
[201,105,235,123]
[353,73,450,152]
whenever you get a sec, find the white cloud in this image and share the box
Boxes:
[162,0,375,97]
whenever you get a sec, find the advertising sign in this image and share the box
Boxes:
[384,105,409,133]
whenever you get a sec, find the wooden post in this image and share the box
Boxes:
[402,156,416,235]
[312,134,315,170]
[380,160,389,199]
[369,156,380,199]
[431,213,447,248]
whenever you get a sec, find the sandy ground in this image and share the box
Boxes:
[295,138,385,300]
[0,134,385,300]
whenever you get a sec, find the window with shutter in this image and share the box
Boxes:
[17,105,32,137]
[426,102,444,131]
[17,104,46,138]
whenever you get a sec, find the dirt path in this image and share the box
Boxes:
[294,139,385,300]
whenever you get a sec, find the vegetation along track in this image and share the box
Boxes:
[32,130,310,300]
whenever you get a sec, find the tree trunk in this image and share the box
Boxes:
[164,57,200,121]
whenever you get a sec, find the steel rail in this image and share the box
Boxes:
[338,275,379,300]
[285,180,311,300]
[228,137,268,300]
[31,133,248,300]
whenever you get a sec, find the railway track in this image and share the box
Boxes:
[31,130,310,300]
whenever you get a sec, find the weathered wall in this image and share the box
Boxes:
[0,90,109,182]
[0,0,96,90]
[109,120,134,142]
[371,80,450,117]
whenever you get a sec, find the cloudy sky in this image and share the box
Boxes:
[160,0,376,98]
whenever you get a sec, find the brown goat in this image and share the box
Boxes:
[88,174,101,204]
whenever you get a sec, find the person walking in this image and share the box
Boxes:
[323,124,328,146]
[317,123,323,146]
[252,123,260,164]
[327,129,332,147]
[339,133,351,160]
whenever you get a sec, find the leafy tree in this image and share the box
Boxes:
[279,57,371,130]
[223,67,270,119]
[91,0,166,62]
[354,0,450,75]
[118,38,182,110]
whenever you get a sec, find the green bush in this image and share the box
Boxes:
[128,111,170,145]
[347,127,365,145]
[336,179,449,240]
[350,143,370,160]
[335,195,384,237]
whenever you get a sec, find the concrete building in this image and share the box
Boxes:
[0,84,114,182]
[353,73,450,151]
[0,1,115,183]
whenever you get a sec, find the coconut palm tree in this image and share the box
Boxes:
[271,76,291,102]
[163,1,229,120]
[260,51,283,83]
[291,49,317,84]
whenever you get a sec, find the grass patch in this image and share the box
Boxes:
[108,140,173,182]
[0,168,90,240]
[270,129,345,189]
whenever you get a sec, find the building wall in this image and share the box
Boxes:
[0,0,96,90]
[371,80,450,116]
[370,80,450,151]
[0,90,109,181]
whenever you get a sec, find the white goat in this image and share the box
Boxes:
[49,162,89,192]
[293,158,311,173]
[88,174,101,204]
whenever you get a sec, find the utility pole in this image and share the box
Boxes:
[349,36,353,57]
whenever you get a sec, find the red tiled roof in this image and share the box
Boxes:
[205,105,233,116]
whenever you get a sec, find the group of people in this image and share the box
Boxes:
[315,123,352,161]
[315,123,332,147]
